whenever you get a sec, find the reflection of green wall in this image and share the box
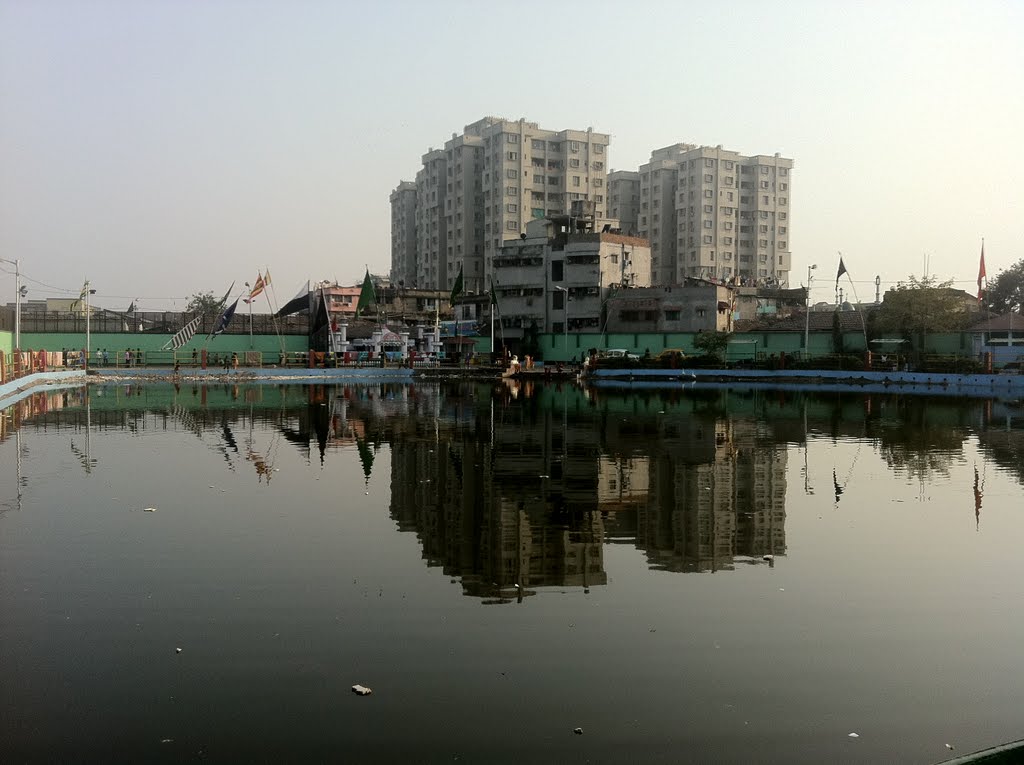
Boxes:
[0,329,11,357]
[20,333,307,355]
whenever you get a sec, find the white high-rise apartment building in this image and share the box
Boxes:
[638,144,793,287]
[395,117,610,294]
[414,149,447,290]
[390,181,416,287]
[607,170,640,236]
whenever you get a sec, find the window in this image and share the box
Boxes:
[760,211,769,219]
[507,151,518,161]
[723,251,733,260]
[531,139,545,150]
[779,226,787,234]
[507,186,518,196]
[594,144,604,153]
[665,310,680,321]
[759,224,768,233]
[531,207,544,218]
[704,189,713,198]
[724,161,734,170]
[506,203,518,213]
[533,174,544,184]
[703,173,713,182]
[727,191,734,201]
[723,236,733,244]
[779,197,787,205]
[780,167,787,176]
[705,158,714,167]
[549,142,560,151]
[702,235,713,244]
[593,178,603,187]
[724,176,734,186]
[595,194,603,203]
[759,239,768,248]
[610,253,619,264]
[780,182,788,191]
[548,176,559,185]
[507,133,519,143]
[779,240,787,249]
[760,181,769,190]
[569,158,580,168]
[779,212,787,220]
[569,140,580,152]
[552,260,563,281]
[761,167,769,175]
[506,221,518,230]
[723,221,733,230]
[703,204,713,213]
[720,206,733,215]
[573,176,581,187]
[703,220,713,228]
[506,169,517,179]
[593,161,604,170]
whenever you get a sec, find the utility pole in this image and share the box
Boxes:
[804,264,817,357]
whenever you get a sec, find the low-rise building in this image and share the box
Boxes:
[491,206,651,342]
[605,282,734,334]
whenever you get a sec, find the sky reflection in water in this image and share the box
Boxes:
[1,381,1023,764]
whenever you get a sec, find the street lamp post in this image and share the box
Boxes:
[804,264,817,357]
[245,282,253,349]
[0,257,23,350]
[555,286,569,357]
[84,283,96,369]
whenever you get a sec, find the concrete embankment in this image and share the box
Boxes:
[0,370,87,409]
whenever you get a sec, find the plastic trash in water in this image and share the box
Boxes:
[351,684,372,696]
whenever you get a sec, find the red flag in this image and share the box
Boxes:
[977,240,986,301]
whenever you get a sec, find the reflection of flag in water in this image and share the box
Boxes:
[833,469,844,504]
[973,465,983,529]
[356,436,374,489]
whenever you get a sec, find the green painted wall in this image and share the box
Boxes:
[531,330,968,362]
[0,330,11,358]
[20,332,307,364]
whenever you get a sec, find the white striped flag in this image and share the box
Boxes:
[163,314,203,350]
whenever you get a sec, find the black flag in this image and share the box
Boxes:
[836,257,848,289]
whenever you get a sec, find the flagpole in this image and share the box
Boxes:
[84,281,93,369]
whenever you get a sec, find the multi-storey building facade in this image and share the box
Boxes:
[414,149,447,290]
[607,170,640,236]
[396,117,610,295]
[389,181,416,287]
[637,144,793,287]
[491,214,651,344]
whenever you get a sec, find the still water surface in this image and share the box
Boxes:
[1,381,1023,763]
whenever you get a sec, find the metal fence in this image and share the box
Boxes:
[8,309,309,335]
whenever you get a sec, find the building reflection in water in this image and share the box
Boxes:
[8,382,1024,600]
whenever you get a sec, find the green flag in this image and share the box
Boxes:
[356,269,375,316]
[450,266,464,307]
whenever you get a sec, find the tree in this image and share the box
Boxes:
[186,291,224,319]
[874,275,973,341]
[984,258,1024,314]
[692,331,731,360]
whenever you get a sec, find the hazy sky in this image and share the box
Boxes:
[1,0,1022,311]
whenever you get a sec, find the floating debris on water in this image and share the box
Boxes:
[573,727,583,735]
[351,684,372,696]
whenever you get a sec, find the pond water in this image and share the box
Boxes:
[2,381,1023,764]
